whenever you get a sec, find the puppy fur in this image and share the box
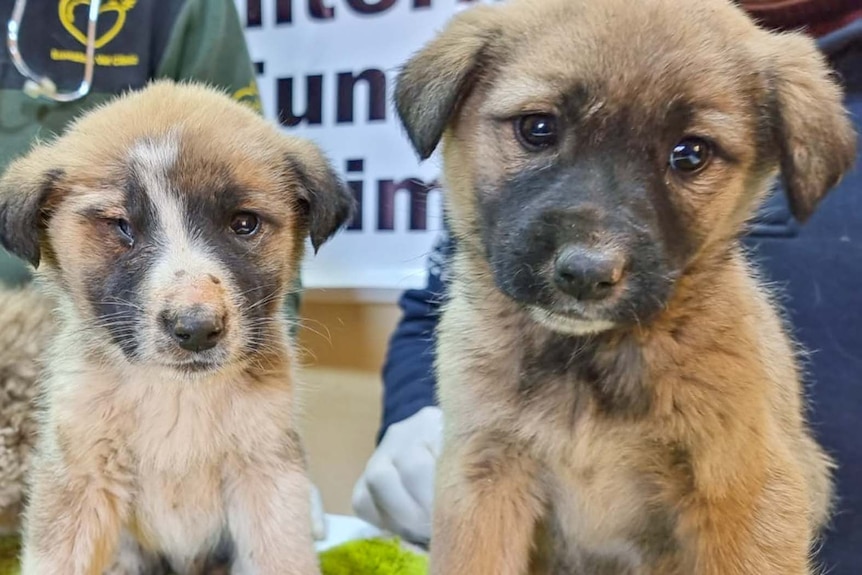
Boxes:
[0,288,55,534]
[0,81,354,574]
[394,0,857,573]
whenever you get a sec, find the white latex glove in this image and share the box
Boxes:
[311,483,327,541]
[351,406,443,545]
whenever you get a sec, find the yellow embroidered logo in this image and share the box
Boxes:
[233,81,263,113]
[51,0,140,67]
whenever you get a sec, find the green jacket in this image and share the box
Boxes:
[0,0,302,325]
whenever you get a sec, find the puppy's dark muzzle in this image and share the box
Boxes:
[162,307,225,353]
[553,245,626,301]
[481,161,669,322]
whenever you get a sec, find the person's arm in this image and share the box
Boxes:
[153,0,303,334]
[378,227,454,442]
[154,0,262,111]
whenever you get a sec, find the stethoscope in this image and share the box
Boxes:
[6,0,101,102]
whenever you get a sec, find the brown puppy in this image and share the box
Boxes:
[0,81,353,574]
[394,0,857,573]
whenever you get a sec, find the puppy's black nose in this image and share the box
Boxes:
[164,309,225,352]
[553,245,625,301]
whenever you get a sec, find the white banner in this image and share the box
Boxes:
[236,0,496,291]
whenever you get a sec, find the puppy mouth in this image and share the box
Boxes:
[527,305,617,336]
[164,359,223,374]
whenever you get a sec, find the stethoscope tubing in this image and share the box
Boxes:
[6,0,101,102]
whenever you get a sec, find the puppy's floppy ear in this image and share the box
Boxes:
[394,5,503,160]
[285,140,355,253]
[764,32,857,223]
[0,146,65,267]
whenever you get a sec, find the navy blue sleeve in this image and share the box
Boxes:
[377,226,455,443]
[742,27,862,573]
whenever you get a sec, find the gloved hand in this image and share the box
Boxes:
[351,406,443,545]
[311,482,327,541]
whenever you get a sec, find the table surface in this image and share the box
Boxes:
[315,514,382,551]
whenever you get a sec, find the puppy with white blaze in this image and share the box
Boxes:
[0,81,354,575]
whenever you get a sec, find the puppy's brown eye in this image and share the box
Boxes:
[669,138,712,173]
[230,212,260,236]
[516,114,558,150]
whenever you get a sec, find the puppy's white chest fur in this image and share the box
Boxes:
[125,378,233,559]
[133,465,225,562]
[45,361,292,564]
[126,374,235,471]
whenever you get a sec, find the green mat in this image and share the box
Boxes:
[0,536,19,575]
[319,538,427,575]
[0,535,427,575]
